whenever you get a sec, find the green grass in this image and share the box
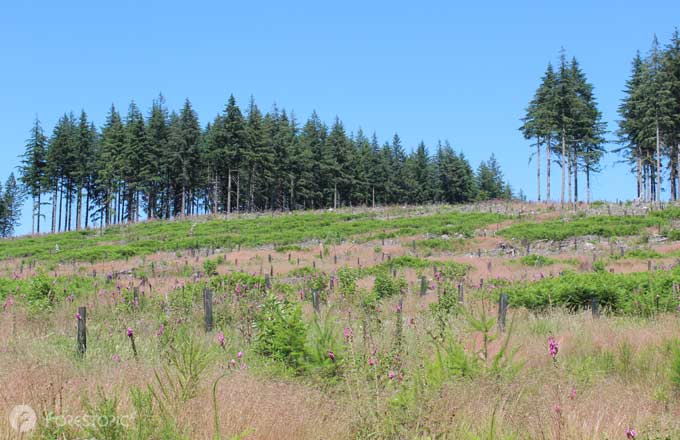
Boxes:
[505,268,680,315]
[0,209,505,264]
[499,214,660,241]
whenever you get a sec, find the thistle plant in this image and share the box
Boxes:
[127,327,138,359]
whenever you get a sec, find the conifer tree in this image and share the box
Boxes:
[19,118,47,234]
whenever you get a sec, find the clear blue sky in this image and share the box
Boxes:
[1,1,678,234]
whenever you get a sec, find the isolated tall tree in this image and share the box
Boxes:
[521,63,557,202]
[74,111,97,230]
[617,52,647,200]
[19,118,47,234]
[0,174,24,237]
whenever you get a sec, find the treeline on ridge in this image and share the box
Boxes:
[12,95,512,237]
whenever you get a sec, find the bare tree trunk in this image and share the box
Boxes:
[236,172,240,214]
[213,171,219,214]
[546,134,551,203]
[656,120,662,203]
[37,192,41,234]
[586,165,591,205]
[249,165,255,212]
[58,184,63,232]
[51,184,57,233]
[31,196,36,236]
[227,169,232,216]
[636,149,642,200]
[372,186,375,208]
[85,188,90,229]
[567,149,572,205]
[561,129,566,207]
[677,144,680,203]
[289,175,294,211]
[537,138,541,202]
[76,186,82,231]
[573,149,578,204]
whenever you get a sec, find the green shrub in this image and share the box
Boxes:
[254,293,307,370]
[373,273,407,300]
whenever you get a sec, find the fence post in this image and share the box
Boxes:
[265,274,272,290]
[419,276,427,296]
[591,297,600,319]
[312,290,320,313]
[457,282,464,304]
[498,294,508,332]
[77,306,87,357]
[203,288,213,332]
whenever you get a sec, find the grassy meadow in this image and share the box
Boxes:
[2,203,680,439]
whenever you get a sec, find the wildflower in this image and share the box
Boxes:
[66,294,75,303]
[548,336,559,361]
[127,327,138,359]
[569,387,576,400]
[156,324,165,337]
[76,312,82,321]
[240,362,247,369]
[626,428,636,439]
[216,331,225,348]
[237,351,243,359]
[395,303,402,313]
[553,404,562,415]
[328,350,336,361]
[112,354,121,363]
[343,327,354,341]
[229,359,236,368]
[388,370,396,380]
[368,357,378,366]
[2,295,14,311]
[429,282,435,290]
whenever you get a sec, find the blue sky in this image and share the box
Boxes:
[1,1,678,234]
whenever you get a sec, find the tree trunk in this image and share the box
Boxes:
[656,119,662,203]
[58,184,63,233]
[561,129,566,206]
[85,188,90,229]
[546,134,551,203]
[37,192,41,234]
[249,165,255,212]
[31,196,36,236]
[76,186,82,231]
[573,149,578,204]
[536,138,541,202]
[51,184,57,234]
[637,149,642,200]
[236,172,240,214]
[567,148,572,205]
[227,169,232,216]
[372,186,375,208]
[586,166,591,205]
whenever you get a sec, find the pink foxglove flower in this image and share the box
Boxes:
[548,336,559,360]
